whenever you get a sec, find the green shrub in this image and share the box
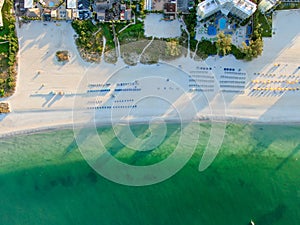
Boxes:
[230,44,245,60]
[197,40,217,56]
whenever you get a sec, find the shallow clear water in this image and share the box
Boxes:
[0,123,299,225]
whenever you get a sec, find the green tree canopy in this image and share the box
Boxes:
[242,38,263,60]
[216,32,232,56]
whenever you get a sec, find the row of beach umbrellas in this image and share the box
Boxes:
[253,87,300,91]
[254,73,299,77]
[252,80,300,84]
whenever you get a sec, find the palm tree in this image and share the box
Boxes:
[216,32,232,56]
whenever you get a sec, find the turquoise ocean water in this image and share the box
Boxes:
[0,123,300,225]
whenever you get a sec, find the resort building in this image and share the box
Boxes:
[196,0,257,21]
[164,1,177,20]
[57,5,67,19]
[26,8,41,18]
[93,0,110,21]
[258,0,279,13]
[120,7,132,21]
[92,0,132,22]
[66,9,73,20]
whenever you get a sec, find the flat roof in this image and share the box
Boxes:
[232,0,256,15]
[165,2,176,13]
[24,0,33,8]
[67,0,77,9]
[197,0,256,19]
[197,0,218,15]
[258,0,277,12]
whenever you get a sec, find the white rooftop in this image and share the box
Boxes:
[67,0,77,9]
[24,0,33,8]
[232,0,257,15]
[258,0,278,13]
[197,0,218,15]
[197,0,257,19]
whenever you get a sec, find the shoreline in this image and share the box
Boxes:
[2,115,300,139]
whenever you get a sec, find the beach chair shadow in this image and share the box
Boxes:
[40,51,52,62]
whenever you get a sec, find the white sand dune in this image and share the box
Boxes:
[0,10,300,137]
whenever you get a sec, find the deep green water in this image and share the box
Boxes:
[0,123,300,225]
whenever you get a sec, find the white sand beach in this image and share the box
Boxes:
[0,10,300,137]
[144,14,182,38]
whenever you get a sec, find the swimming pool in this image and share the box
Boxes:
[219,18,227,30]
[49,1,55,7]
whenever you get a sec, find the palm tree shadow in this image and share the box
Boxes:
[105,135,125,156]
[92,123,181,169]
[0,114,7,122]
[255,203,287,225]
[64,138,78,156]
[63,126,95,156]
[63,125,123,157]
[250,125,275,153]
[275,144,300,171]
[128,123,181,165]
